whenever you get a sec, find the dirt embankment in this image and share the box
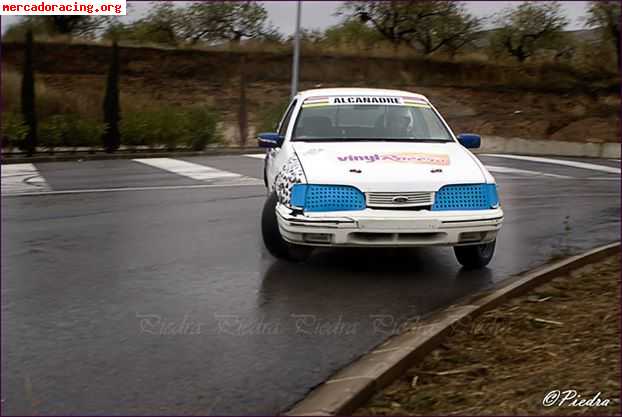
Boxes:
[356,254,621,416]
[3,42,619,143]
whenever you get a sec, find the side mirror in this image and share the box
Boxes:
[457,133,480,149]
[257,132,284,148]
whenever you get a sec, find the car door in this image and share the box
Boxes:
[266,98,298,190]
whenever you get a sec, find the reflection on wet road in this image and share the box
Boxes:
[1,155,619,415]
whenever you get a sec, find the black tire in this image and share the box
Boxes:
[261,192,312,262]
[454,240,496,269]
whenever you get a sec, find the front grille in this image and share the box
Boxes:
[291,184,366,212]
[366,191,434,208]
[432,184,498,211]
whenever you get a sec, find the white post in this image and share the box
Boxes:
[290,0,302,99]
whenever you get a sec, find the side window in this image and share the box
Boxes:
[278,99,298,136]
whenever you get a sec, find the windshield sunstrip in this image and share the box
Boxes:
[302,96,430,108]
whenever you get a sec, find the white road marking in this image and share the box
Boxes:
[1,181,263,197]
[484,165,572,179]
[1,163,51,195]
[244,153,266,159]
[483,154,621,174]
[133,158,242,181]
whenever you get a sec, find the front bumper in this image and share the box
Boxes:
[276,204,503,247]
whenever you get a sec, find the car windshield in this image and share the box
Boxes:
[292,96,453,142]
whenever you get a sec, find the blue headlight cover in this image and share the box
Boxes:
[290,184,366,212]
[432,183,499,211]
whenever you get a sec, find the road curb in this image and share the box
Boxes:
[475,136,621,159]
[284,241,621,416]
[0,147,264,164]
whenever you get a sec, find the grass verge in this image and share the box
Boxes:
[356,254,621,416]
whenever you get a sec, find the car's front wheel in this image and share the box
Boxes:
[454,240,496,269]
[261,192,312,262]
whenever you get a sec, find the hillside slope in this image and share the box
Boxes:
[2,42,619,143]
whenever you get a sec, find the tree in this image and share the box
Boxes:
[323,19,384,49]
[290,28,325,45]
[339,1,423,50]
[41,16,102,37]
[491,1,569,62]
[585,1,620,67]
[227,1,269,42]
[48,16,96,35]
[104,2,180,45]
[4,4,136,41]
[179,1,272,44]
[102,41,121,153]
[238,56,248,146]
[3,16,102,40]
[2,18,50,42]
[408,2,481,56]
[21,30,37,156]
[339,1,481,55]
[255,27,284,43]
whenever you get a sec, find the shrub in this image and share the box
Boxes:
[185,105,219,150]
[118,112,150,147]
[120,107,182,150]
[38,114,105,149]
[1,112,29,150]
[120,105,220,150]
[38,115,64,149]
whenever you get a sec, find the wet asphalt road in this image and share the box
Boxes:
[1,154,620,415]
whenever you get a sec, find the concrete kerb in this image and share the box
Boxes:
[474,136,621,159]
[284,241,620,416]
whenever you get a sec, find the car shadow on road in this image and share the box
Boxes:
[257,246,494,322]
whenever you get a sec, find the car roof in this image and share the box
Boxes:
[297,88,428,102]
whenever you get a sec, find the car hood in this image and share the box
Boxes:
[292,141,487,192]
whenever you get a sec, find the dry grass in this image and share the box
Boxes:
[1,69,21,111]
[2,38,618,145]
[2,68,101,120]
[357,254,621,416]
[4,35,617,74]
[2,68,170,121]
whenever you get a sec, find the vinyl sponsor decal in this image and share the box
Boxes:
[302,96,430,108]
[302,96,330,108]
[332,96,401,104]
[402,97,431,108]
[337,152,450,166]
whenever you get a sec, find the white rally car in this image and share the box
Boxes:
[258,88,503,268]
